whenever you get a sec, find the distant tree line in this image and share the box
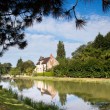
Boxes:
[10,58,35,76]
[1,32,110,78]
[0,63,12,75]
[54,32,110,78]
[0,58,35,77]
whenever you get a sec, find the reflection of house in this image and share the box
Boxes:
[34,81,57,99]
[34,54,59,73]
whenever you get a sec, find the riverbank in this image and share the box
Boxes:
[0,89,34,110]
[12,75,110,83]
[0,88,59,110]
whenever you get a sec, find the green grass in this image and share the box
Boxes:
[23,97,59,110]
[0,89,34,110]
[16,76,110,84]
[33,72,54,77]
[0,88,60,110]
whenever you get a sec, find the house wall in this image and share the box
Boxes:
[35,64,47,73]
[47,57,59,70]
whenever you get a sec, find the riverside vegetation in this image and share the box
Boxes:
[54,32,110,78]
[0,87,59,110]
[1,32,110,78]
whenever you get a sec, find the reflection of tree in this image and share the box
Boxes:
[59,93,67,106]
[54,81,110,102]
[91,102,110,110]
[14,79,34,91]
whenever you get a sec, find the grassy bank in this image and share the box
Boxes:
[0,88,59,110]
[14,76,110,83]
[0,89,34,110]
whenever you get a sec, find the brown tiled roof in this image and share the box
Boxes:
[36,57,50,65]
[42,57,50,64]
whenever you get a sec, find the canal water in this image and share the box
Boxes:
[0,79,110,110]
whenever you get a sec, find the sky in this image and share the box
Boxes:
[0,0,110,66]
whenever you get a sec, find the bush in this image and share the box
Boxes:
[33,72,54,77]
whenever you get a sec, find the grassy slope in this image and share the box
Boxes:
[0,89,34,110]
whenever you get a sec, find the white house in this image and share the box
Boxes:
[34,54,59,73]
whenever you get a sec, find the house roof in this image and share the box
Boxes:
[42,57,50,64]
[36,57,50,65]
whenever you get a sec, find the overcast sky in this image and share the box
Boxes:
[0,0,110,66]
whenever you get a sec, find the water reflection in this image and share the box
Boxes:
[35,81,57,99]
[0,79,110,110]
[14,79,34,91]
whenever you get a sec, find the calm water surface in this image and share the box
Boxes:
[0,79,110,110]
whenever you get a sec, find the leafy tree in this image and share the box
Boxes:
[26,67,34,76]
[93,33,105,49]
[54,32,110,78]
[0,0,110,56]
[22,60,35,74]
[0,62,12,75]
[72,44,86,58]
[56,41,66,60]
[16,58,23,75]
[104,32,110,50]
[9,68,20,77]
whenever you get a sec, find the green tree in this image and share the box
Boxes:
[0,62,12,75]
[93,33,105,49]
[26,67,34,76]
[56,41,66,60]
[72,44,86,58]
[104,32,110,50]
[16,58,23,75]
[9,68,20,77]
[54,32,110,78]
[22,60,35,75]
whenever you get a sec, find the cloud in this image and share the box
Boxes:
[0,15,110,66]
[27,15,110,43]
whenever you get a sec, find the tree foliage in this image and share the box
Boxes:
[0,0,110,56]
[56,41,66,61]
[9,68,20,76]
[16,58,23,75]
[54,32,110,78]
[22,60,35,74]
[16,59,35,75]
[0,62,12,75]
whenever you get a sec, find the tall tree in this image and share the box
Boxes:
[104,32,110,49]
[93,33,105,49]
[56,41,66,60]
[16,58,23,75]
[72,44,86,58]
